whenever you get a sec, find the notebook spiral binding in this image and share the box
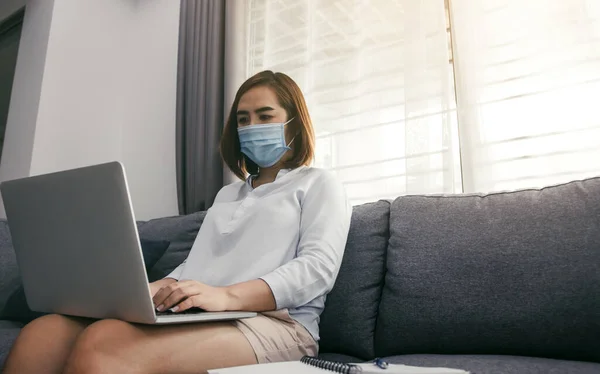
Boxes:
[300,356,360,373]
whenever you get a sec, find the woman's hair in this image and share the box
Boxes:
[220,70,316,180]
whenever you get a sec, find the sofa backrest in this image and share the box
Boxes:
[319,200,390,359]
[138,211,206,282]
[375,177,600,363]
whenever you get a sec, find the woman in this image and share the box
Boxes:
[3,70,352,374]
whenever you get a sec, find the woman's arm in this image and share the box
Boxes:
[224,279,276,311]
[259,170,352,310]
[151,278,276,312]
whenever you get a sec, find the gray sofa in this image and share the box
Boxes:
[1,177,599,373]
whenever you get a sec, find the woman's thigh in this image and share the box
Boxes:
[64,319,257,374]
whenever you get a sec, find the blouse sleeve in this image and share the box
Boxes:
[259,171,352,309]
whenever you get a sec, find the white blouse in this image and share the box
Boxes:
[166,166,352,341]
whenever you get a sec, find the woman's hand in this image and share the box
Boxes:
[149,278,177,298]
[152,280,233,313]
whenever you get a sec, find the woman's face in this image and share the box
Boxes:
[236,85,288,127]
[236,86,296,160]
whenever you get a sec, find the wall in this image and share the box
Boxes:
[0,0,180,220]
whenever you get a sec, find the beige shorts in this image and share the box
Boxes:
[231,309,318,364]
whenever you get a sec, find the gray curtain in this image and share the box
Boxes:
[176,0,226,215]
[0,10,24,164]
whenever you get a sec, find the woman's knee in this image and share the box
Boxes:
[64,319,137,374]
[74,319,134,350]
[3,314,88,374]
[23,313,74,330]
[15,314,85,345]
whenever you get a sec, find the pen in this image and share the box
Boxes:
[373,358,389,369]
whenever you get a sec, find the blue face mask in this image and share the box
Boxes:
[238,118,295,168]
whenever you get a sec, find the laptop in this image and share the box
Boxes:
[0,161,256,324]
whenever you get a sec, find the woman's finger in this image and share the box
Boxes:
[152,282,189,312]
[173,294,202,312]
[152,282,177,307]
[158,282,201,311]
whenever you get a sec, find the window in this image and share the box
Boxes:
[451,0,600,192]
[245,0,600,202]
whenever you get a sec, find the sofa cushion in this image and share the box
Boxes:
[318,353,600,373]
[0,320,23,368]
[139,239,171,271]
[139,211,207,282]
[0,288,45,324]
[317,353,361,363]
[382,354,600,374]
[376,177,600,362]
[319,200,390,360]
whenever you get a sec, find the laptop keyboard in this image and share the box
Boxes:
[157,307,207,316]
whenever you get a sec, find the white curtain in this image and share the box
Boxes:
[223,0,248,185]
[451,0,600,193]
[245,0,461,205]
[240,0,600,203]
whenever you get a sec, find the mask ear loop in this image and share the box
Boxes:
[283,117,295,126]
[286,133,298,148]
[284,117,298,148]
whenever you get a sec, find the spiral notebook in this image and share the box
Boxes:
[209,356,471,374]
